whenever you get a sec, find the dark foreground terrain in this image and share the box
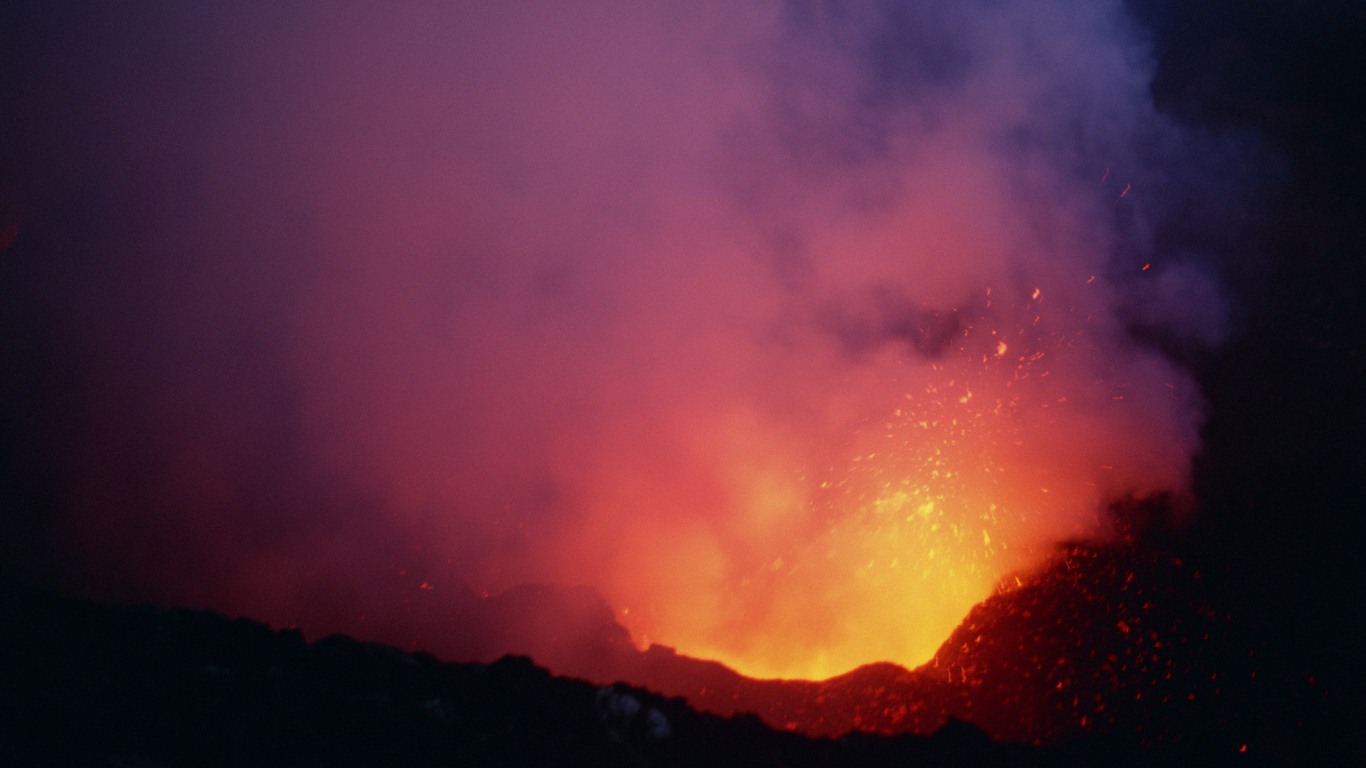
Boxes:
[0,589,1303,768]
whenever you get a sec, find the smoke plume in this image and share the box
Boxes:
[0,0,1257,678]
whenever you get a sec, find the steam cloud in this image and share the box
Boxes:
[2,1,1255,678]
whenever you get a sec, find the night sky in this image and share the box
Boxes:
[1,0,1362,695]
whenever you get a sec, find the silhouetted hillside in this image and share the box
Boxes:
[1,591,1293,767]
[397,540,1350,765]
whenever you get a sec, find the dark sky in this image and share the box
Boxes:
[1,0,1361,681]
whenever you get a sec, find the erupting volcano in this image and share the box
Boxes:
[5,0,1362,762]
[2,0,1233,678]
[603,273,1201,681]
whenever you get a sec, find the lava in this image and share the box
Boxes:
[598,285,1194,681]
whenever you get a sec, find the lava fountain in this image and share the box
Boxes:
[584,272,1201,680]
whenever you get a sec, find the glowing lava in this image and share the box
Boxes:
[591,284,1182,681]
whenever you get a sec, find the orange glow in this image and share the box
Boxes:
[593,287,1131,680]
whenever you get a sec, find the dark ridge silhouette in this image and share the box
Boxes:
[150,518,1347,765]
[468,539,1341,763]
[3,590,1294,767]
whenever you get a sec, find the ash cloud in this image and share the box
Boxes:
[0,1,1262,675]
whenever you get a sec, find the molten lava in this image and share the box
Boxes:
[593,284,1183,681]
